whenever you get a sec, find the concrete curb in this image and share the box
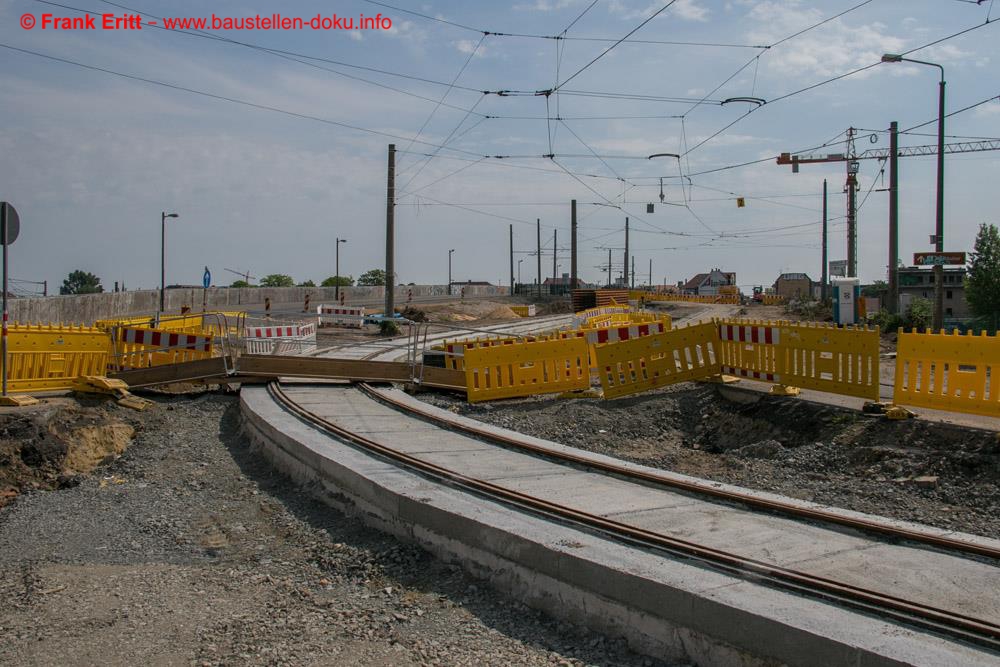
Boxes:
[240,385,997,667]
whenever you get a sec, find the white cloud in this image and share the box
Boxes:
[454,39,487,57]
[608,0,708,21]
[743,1,907,80]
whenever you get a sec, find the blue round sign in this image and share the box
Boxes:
[203,267,211,288]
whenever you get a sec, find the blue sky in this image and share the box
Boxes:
[1,0,998,292]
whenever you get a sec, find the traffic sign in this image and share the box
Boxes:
[203,266,211,289]
[1,202,20,245]
[913,252,966,266]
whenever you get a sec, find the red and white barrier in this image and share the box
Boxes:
[718,324,780,345]
[245,323,316,339]
[120,327,212,352]
[318,304,366,328]
[243,321,317,355]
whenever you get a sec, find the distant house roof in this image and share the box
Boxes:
[682,273,709,290]
[777,273,812,282]
[683,270,736,290]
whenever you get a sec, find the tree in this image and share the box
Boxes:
[357,269,387,286]
[259,274,294,287]
[903,297,933,332]
[230,280,251,288]
[60,270,103,295]
[965,223,1000,332]
[321,275,353,287]
[862,280,887,298]
[299,280,316,287]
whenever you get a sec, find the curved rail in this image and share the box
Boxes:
[357,383,1000,562]
[267,381,1000,652]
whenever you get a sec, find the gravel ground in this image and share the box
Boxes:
[420,384,1000,538]
[0,394,675,667]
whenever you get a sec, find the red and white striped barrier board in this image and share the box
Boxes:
[718,324,780,345]
[587,321,665,345]
[245,323,316,339]
[318,304,366,328]
[120,327,212,352]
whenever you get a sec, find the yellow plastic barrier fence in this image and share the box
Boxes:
[111,326,215,371]
[464,337,590,403]
[509,305,537,317]
[630,292,740,305]
[441,334,553,371]
[572,304,632,327]
[894,329,1000,418]
[557,318,672,371]
[5,324,110,392]
[594,322,719,399]
[717,319,879,401]
[96,312,245,337]
[760,295,787,306]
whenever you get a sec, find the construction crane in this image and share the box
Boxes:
[777,129,1000,279]
[224,268,257,285]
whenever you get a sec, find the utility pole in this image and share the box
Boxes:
[552,229,557,284]
[607,248,612,288]
[570,200,577,291]
[623,218,629,287]
[385,144,395,318]
[888,121,900,314]
[846,128,858,278]
[536,218,542,298]
[821,180,828,302]
[509,224,514,296]
[631,256,635,289]
[648,258,652,288]
[934,75,946,331]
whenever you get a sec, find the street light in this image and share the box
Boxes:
[882,53,946,330]
[335,237,348,301]
[160,211,179,313]
[517,258,524,285]
[448,249,455,296]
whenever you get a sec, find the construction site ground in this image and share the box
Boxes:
[0,393,666,667]
[2,302,996,665]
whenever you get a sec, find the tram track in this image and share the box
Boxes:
[267,380,1000,652]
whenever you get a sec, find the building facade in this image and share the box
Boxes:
[773,273,813,299]
[897,266,969,319]
[681,269,737,296]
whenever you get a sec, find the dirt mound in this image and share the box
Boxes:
[0,406,135,505]
[418,301,520,323]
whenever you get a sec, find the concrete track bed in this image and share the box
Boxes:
[241,384,1000,667]
[421,383,1000,538]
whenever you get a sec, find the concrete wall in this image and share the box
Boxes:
[10,284,509,325]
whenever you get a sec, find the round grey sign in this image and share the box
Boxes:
[1,202,19,246]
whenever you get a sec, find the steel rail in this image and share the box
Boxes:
[267,381,1000,651]
[310,313,998,562]
[358,383,1000,562]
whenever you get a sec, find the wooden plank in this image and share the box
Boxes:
[110,356,230,387]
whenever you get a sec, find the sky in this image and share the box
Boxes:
[1,0,998,293]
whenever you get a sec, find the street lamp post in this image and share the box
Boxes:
[448,249,455,296]
[517,258,523,287]
[160,211,179,313]
[882,53,946,330]
[335,237,348,301]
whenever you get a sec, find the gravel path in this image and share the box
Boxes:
[420,384,1000,538]
[0,394,674,667]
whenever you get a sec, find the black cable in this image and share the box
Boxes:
[554,1,679,91]
[0,43,485,157]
